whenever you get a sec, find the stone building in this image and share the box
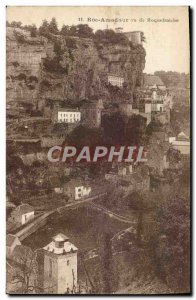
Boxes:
[55,109,81,124]
[9,204,34,225]
[108,74,124,88]
[169,132,190,155]
[43,233,78,294]
[81,99,103,128]
[123,31,143,45]
[63,179,92,201]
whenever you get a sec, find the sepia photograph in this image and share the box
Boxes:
[6,6,190,295]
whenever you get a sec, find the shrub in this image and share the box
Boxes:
[65,37,77,49]
[43,57,68,75]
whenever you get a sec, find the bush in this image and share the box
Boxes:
[53,41,64,57]
[65,37,77,49]
[14,30,26,44]
[94,29,129,46]
[43,57,68,74]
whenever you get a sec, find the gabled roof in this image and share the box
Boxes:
[177,131,189,141]
[6,234,20,247]
[14,204,34,215]
[53,233,69,242]
[144,74,165,86]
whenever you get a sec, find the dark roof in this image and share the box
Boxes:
[144,74,164,86]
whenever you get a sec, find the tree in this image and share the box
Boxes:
[48,18,59,35]
[53,41,64,57]
[77,24,93,38]
[7,245,38,294]
[61,25,70,36]
[68,125,103,148]
[10,21,22,28]
[157,195,190,292]
[69,25,77,36]
[7,246,56,294]
[39,19,49,37]
[98,232,118,293]
[29,24,37,37]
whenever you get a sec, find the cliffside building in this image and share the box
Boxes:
[63,179,91,201]
[108,74,124,88]
[43,233,78,294]
[57,109,81,124]
[123,31,143,45]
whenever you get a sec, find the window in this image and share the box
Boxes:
[67,260,69,266]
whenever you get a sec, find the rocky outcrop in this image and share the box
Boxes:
[6,27,146,107]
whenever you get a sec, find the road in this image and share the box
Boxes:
[87,202,136,224]
[14,193,107,241]
[13,192,136,241]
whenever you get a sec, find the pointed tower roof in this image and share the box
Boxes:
[52,233,69,242]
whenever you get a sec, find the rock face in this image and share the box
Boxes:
[6,27,146,108]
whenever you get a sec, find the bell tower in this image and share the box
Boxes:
[43,233,78,294]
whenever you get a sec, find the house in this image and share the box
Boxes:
[123,31,142,45]
[43,233,78,294]
[143,74,166,90]
[169,132,190,155]
[119,102,151,125]
[63,179,91,201]
[56,109,81,124]
[115,27,123,33]
[6,234,21,258]
[108,74,124,88]
[9,204,34,225]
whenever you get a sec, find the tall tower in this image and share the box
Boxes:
[43,233,78,294]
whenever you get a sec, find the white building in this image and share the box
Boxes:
[169,132,190,155]
[151,101,164,112]
[43,233,78,294]
[57,110,81,124]
[64,179,92,201]
[124,31,142,45]
[9,204,34,225]
[108,74,124,88]
[75,186,91,200]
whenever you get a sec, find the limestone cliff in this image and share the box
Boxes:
[6,27,146,108]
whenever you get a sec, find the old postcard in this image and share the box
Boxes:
[6,6,190,295]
